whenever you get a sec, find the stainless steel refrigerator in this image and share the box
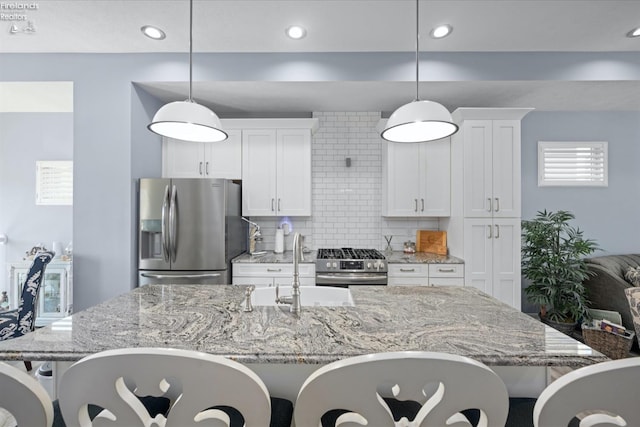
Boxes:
[138,178,246,285]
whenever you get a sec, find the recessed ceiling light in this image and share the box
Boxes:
[627,27,640,38]
[286,25,307,40]
[430,24,452,39]
[141,25,166,40]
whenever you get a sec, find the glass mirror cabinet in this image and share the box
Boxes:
[8,259,72,327]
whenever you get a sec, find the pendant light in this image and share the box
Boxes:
[148,0,227,143]
[381,0,458,143]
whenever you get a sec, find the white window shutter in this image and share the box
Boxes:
[538,141,608,187]
[36,161,73,205]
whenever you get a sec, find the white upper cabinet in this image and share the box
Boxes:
[162,130,242,179]
[462,120,521,218]
[242,128,311,217]
[276,129,312,216]
[383,138,451,217]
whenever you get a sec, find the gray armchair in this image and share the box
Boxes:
[582,254,640,331]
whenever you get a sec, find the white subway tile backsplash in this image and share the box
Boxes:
[247,111,443,252]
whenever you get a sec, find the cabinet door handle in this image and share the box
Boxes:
[267,268,282,272]
[414,199,418,212]
[494,198,500,212]
[271,198,275,212]
[487,225,492,239]
[487,198,492,212]
[199,162,203,175]
[438,268,455,273]
[400,268,416,272]
[495,224,500,239]
[278,198,281,212]
[421,198,425,212]
[206,161,209,175]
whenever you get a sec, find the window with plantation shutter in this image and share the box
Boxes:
[36,161,73,205]
[538,141,608,187]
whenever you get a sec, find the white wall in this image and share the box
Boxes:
[521,111,640,255]
[0,112,73,295]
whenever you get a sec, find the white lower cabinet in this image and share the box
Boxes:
[232,263,316,287]
[388,264,429,286]
[388,263,463,287]
[463,218,521,308]
[428,264,465,287]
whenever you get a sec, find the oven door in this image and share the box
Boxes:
[316,272,387,287]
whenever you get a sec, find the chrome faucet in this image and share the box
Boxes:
[275,232,302,315]
[243,285,255,312]
[241,217,263,255]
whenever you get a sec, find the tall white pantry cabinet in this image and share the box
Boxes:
[445,108,533,309]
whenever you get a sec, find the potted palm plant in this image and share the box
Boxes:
[521,210,599,333]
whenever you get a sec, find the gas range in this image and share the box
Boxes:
[316,248,387,286]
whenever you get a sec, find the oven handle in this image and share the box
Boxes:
[316,273,387,282]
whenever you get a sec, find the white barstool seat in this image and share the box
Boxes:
[294,351,509,427]
[0,361,54,426]
[58,347,292,427]
[533,357,640,427]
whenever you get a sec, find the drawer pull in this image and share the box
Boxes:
[437,268,455,273]
[266,268,282,272]
[400,268,416,272]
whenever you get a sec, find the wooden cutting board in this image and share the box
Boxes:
[416,230,447,255]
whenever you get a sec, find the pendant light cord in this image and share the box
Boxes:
[414,0,420,102]
[188,0,193,102]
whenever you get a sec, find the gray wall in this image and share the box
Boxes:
[521,111,640,255]
[0,112,73,293]
[1,51,638,311]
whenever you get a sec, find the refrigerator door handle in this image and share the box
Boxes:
[140,273,222,279]
[169,185,178,263]
[161,185,170,262]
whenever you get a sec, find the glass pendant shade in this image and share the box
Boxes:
[148,101,228,143]
[382,100,458,143]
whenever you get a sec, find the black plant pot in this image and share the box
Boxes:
[538,313,578,335]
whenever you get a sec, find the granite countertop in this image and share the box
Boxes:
[233,250,463,264]
[384,251,464,264]
[232,251,316,264]
[0,285,605,367]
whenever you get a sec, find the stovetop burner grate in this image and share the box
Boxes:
[317,248,385,260]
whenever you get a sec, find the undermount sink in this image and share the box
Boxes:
[251,286,355,307]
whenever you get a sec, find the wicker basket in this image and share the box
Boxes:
[581,323,635,359]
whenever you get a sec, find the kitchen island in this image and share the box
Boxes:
[0,285,606,400]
